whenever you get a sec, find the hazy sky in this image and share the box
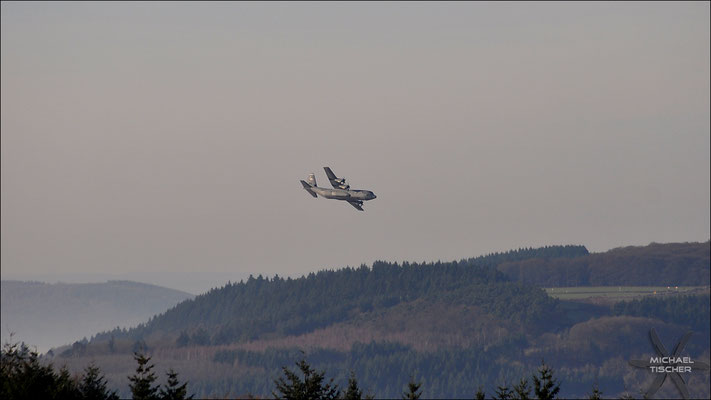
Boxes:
[2,2,709,294]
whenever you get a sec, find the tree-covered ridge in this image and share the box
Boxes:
[612,294,710,333]
[52,242,710,398]
[466,244,589,267]
[92,242,709,347]
[497,241,710,286]
[95,255,561,346]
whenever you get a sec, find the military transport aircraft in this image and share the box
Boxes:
[300,167,376,211]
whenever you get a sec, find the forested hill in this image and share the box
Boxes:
[67,243,710,398]
[497,241,710,286]
[91,242,709,347]
[467,244,589,266]
[95,254,563,346]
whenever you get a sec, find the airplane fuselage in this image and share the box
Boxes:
[310,186,376,201]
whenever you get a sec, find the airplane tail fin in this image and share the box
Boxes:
[301,177,317,198]
[307,173,317,187]
[324,167,337,180]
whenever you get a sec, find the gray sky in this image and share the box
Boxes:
[2,2,709,294]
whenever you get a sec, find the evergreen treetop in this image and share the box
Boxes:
[494,383,512,400]
[513,378,531,400]
[273,357,340,400]
[159,368,192,400]
[587,383,602,400]
[128,352,160,400]
[401,376,422,400]
[80,362,119,400]
[342,371,363,400]
[532,360,560,400]
[1,340,116,400]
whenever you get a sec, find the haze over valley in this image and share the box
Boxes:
[0,280,192,353]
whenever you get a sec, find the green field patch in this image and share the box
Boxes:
[544,286,708,300]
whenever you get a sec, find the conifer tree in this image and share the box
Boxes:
[342,371,363,400]
[512,378,531,400]
[79,362,119,400]
[474,386,486,400]
[2,340,124,400]
[587,383,602,400]
[159,369,192,400]
[401,376,422,400]
[128,352,159,400]
[272,357,339,400]
[532,360,560,400]
[54,366,81,400]
[494,383,512,399]
[1,341,79,399]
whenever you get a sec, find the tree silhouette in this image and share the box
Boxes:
[1,340,114,400]
[532,360,560,400]
[494,383,512,399]
[587,383,602,400]
[401,376,422,400]
[272,357,339,400]
[512,378,531,400]
[80,362,119,400]
[54,366,81,399]
[128,352,159,400]
[159,368,192,400]
[1,341,60,399]
[342,371,363,400]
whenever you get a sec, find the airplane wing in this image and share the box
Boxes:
[324,167,349,190]
[347,200,364,211]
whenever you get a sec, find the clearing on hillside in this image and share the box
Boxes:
[545,286,709,301]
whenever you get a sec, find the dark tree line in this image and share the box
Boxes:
[93,250,568,348]
[129,353,192,400]
[90,242,710,351]
[467,245,589,267]
[612,294,710,333]
[1,341,118,400]
[497,241,709,286]
[271,356,602,400]
[271,356,424,400]
[87,242,708,351]
[1,340,191,400]
[212,339,536,398]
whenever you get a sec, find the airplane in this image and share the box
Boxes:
[300,167,376,211]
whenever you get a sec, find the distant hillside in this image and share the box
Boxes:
[467,244,589,266]
[92,258,562,347]
[0,280,193,352]
[105,242,707,348]
[497,241,710,286]
[49,243,710,398]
